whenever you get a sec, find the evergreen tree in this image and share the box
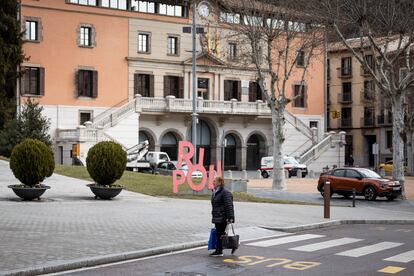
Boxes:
[0,98,51,157]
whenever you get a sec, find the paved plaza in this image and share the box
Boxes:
[1,160,414,275]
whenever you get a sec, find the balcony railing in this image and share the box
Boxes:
[338,93,353,104]
[339,118,353,128]
[360,89,376,103]
[361,116,376,128]
[377,114,393,126]
[337,67,352,78]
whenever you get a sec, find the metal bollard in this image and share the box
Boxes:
[284,170,289,178]
[309,170,315,178]
[257,169,262,179]
[324,181,331,219]
[296,169,302,179]
[242,170,248,180]
[352,188,356,207]
[227,170,233,179]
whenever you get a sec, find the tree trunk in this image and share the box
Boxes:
[392,93,406,199]
[407,130,413,176]
[272,107,286,190]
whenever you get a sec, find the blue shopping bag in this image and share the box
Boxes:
[208,228,217,250]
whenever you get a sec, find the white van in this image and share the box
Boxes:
[260,156,308,178]
[146,152,170,168]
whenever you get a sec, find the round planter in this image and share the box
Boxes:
[87,184,123,200]
[8,185,50,201]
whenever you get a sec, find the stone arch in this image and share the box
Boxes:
[159,128,185,161]
[139,127,157,151]
[222,130,244,170]
[246,131,268,170]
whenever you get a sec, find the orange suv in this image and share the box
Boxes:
[318,168,401,201]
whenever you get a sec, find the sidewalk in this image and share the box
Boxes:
[1,160,414,275]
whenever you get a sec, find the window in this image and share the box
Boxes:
[134,74,153,97]
[333,169,345,177]
[327,59,330,79]
[220,11,241,24]
[296,51,305,66]
[80,26,91,46]
[341,57,352,76]
[167,36,179,55]
[228,43,237,60]
[25,20,38,41]
[342,82,352,102]
[159,4,183,17]
[224,80,241,101]
[77,69,98,98]
[386,131,393,149]
[243,15,263,26]
[69,0,97,5]
[163,76,184,98]
[341,107,352,127]
[79,111,93,125]
[22,67,44,96]
[346,170,361,179]
[101,0,127,10]
[293,84,306,108]
[309,121,318,129]
[138,33,150,53]
[288,21,306,32]
[131,1,155,13]
[266,18,285,29]
[197,78,209,99]
[249,81,264,102]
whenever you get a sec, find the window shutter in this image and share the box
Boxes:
[22,67,28,95]
[224,80,230,101]
[134,73,139,95]
[92,70,98,98]
[249,82,254,102]
[304,85,308,108]
[237,81,241,101]
[178,77,184,98]
[39,67,45,96]
[77,70,82,97]
[164,76,170,97]
[149,74,154,97]
[292,85,297,107]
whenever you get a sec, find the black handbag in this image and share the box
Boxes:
[221,223,240,249]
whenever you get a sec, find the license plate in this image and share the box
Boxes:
[393,187,401,191]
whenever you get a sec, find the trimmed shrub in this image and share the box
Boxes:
[86,141,127,186]
[10,139,55,187]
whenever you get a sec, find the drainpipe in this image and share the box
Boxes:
[17,0,22,115]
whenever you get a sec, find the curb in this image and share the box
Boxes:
[2,240,207,276]
[259,219,414,232]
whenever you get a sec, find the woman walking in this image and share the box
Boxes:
[210,176,235,257]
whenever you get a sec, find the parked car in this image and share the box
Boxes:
[378,160,407,174]
[317,167,401,201]
[260,156,308,178]
[155,161,203,178]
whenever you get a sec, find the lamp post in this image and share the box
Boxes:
[191,0,198,163]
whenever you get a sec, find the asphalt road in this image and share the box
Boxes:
[52,224,414,276]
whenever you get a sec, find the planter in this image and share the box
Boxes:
[8,184,50,200]
[87,184,123,200]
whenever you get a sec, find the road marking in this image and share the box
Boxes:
[384,250,414,263]
[378,266,406,274]
[289,238,363,252]
[336,242,403,257]
[246,234,324,247]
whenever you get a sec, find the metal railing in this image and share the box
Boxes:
[338,93,353,103]
[299,134,333,165]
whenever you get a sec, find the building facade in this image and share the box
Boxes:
[20,0,335,171]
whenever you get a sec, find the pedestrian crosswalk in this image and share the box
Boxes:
[245,233,413,264]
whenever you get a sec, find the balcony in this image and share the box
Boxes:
[360,66,372,77]
[339,118,353,128]
[377,114,393,126]
[360,89,376,104]
[136,96,271,116]
[337,67,352,78]
[337,93,353,104]
[361,116,376,128]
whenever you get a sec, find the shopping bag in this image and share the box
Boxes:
[208,228,217,250]
[221,223,240,249]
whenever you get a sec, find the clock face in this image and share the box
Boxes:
[198,4,210,18]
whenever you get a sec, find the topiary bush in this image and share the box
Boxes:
[86,141,127,186]
[10,139,55,187]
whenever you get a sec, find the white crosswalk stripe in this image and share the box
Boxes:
[336,242,404,257]
[289,237,363,252]
[384,250,414,263]
[246,234,324,248]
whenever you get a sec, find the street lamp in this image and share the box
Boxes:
[191,0,198,163]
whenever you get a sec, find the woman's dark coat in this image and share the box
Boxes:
[211,187,234,224]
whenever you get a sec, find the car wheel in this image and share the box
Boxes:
[343,194,351,199]
[386,196,396,201]
[364,186,377,201]
[261,170,269,179]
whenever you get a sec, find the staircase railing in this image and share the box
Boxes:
[284,110,313,140]
[299,133,334,165]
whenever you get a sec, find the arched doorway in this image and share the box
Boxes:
[139,130,155,151]
[223,134,240,170]
[160,132,179,160]
[190,119,212,166]
[246,134,266,170]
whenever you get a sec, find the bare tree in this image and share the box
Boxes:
[216,0,324,189]
[404,88,414,175]
[312,0,414,198]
